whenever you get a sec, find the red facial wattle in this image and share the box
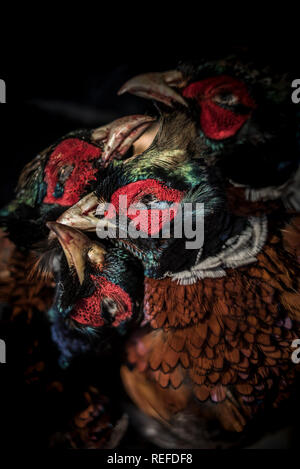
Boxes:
[183,75,256,140]
[70,276,133,327]
[43,138,102,206]
[109,179,184,235]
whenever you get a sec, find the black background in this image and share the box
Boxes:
[0,28,299,207]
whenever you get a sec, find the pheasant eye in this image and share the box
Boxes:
[57,164,74,184]
[101,297,118,325]
[140,194,159,204]
[213,92,239,107]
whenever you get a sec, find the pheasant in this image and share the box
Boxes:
[0,114,155,248]
[0,237,130,449]
[118,53,300,212]
[0,224,136,448]
[118,54,300,266]
[0,113,154,352]
[54,110,300,447]
[43,221,144,367]
[0,114,151,440]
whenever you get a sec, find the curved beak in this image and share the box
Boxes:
[46,222,91,284]
[48,192,117,236]
[52,192,101,234]
[92,114,156,165]
[118,70,189,108]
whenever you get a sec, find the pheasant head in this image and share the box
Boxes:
[118,55,300,208]
[46,222,143,333]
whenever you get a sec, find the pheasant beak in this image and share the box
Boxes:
[118,70,189,108]
[48,193,117,239]
[92,114,156,165]
[46,222,90,285]
[52,193,101,233]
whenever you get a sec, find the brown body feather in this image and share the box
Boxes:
[122,228,300,437]
[0,230,54,321]
[282,214,300,264]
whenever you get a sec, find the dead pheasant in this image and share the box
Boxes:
[118,54,300,267]
[40,220,144,369]
[118,53,300,211]
[0,115,155,248]
[55,110,300,447]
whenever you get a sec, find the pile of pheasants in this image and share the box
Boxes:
[1,51,300,448]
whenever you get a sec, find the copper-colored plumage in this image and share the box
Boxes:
[122,228,300,433]
[0,230,54,321]
[282,214,300,264]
